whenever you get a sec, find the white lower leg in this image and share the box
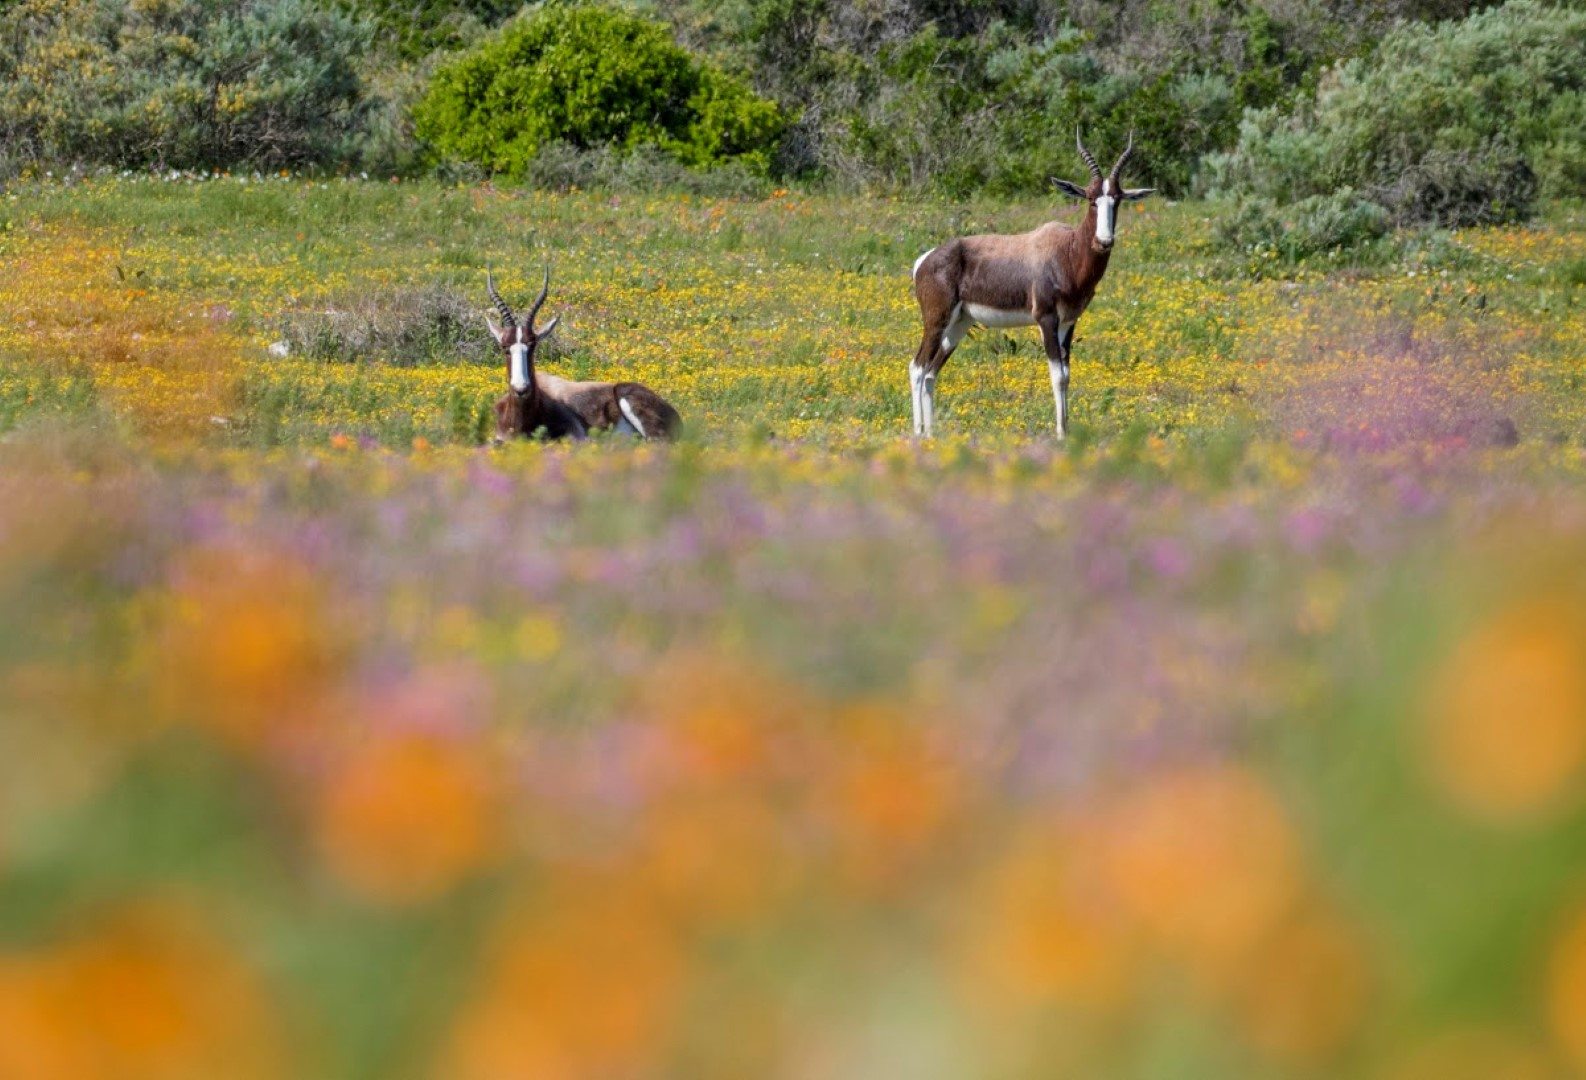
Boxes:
[1048,357,1069,439]
[909,361,923,435]
[921,371,937,438]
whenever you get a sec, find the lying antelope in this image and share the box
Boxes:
[909,131,1154,438]
[487,269,683,442]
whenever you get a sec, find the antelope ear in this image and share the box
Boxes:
[538,315,560,339]
[485,315,508,345]
[1121,187,1156,202]
[1051,177,1089,200]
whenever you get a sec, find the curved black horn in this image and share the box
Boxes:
[486,266,516,327]
[1110,129,1135,181]
[525,266,551,329]
[1077,127,1102,180]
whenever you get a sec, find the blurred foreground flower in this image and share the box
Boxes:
[1549,901,1586,1070]
[1225,900,1371,1064]
[315,733,501,906]
[1097,765,1304,983]
[1421,599,1586,824]
[441,886,685,1079]
[0,902,286,1079]
[150,546,344,751]
[958,824,1136,1016]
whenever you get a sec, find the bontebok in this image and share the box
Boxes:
[487,268,683,442]
[909,131,1154,438]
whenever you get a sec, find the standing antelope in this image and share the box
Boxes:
[909,131,1154,438]
[487,268,683,442]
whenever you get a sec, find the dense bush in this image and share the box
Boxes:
[803,24,1248,197]
[0,0,374,173]
[1203,0,1586,227]
[1216,189,1392,261]
[665,0,1468,195]
[415,3,787,178]
[334,0,519,59]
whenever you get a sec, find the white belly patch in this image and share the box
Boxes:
[965,304,1034,328]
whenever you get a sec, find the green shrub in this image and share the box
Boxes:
[809,24,1234,197]
[1216,189,1391,262]
[681,0,1383,196]
[414,3,787,178]
[1203,0,1586,227]
[334,0,519,59]
[0,0,373,173]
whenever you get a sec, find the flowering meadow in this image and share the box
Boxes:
[2,176,1586,1077]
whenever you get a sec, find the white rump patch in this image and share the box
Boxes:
[617,396,647,438]
[912,248,935,280]
[965,304,1034,328]
[941,303,972,352]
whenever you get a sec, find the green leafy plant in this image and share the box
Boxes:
[1204,0,1586,229]
[1216,189,1391,262]
[333,0,519,59]
[414,3,787,178]
[0,0,373,172]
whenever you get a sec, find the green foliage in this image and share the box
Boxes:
[677,0,1387,195]
[334,0,519,59]
[1204,0,1586,228]
[1216,189,1392,262]
[0,0,374,173]
[798,24,1220,197]
[414,3,786,178]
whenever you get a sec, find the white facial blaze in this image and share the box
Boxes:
[509,341,530,392]
[1096,179,1117,246]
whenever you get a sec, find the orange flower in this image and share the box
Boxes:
[1097,765,1303,982]
[832,705,956,847]
[1421,599,1586,824]
[1226,901,1372,1064]
[823,702,962,891]
[640,652,799,787]
[958,826,1135,1014]
[441,886,686,1079]
[0,902,286,1079]
[636,791,786,924]
[315,734,499,905]
[0,959,76,1080]
[153,547,342,750]
[1547,899,1586,1069]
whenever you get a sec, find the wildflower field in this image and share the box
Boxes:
[2,176,1586,1078]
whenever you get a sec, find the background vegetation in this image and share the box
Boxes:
[414,3,785,177]
[1205,0,1586,245]
[0,0,373,173]
[4,0,1580,236]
